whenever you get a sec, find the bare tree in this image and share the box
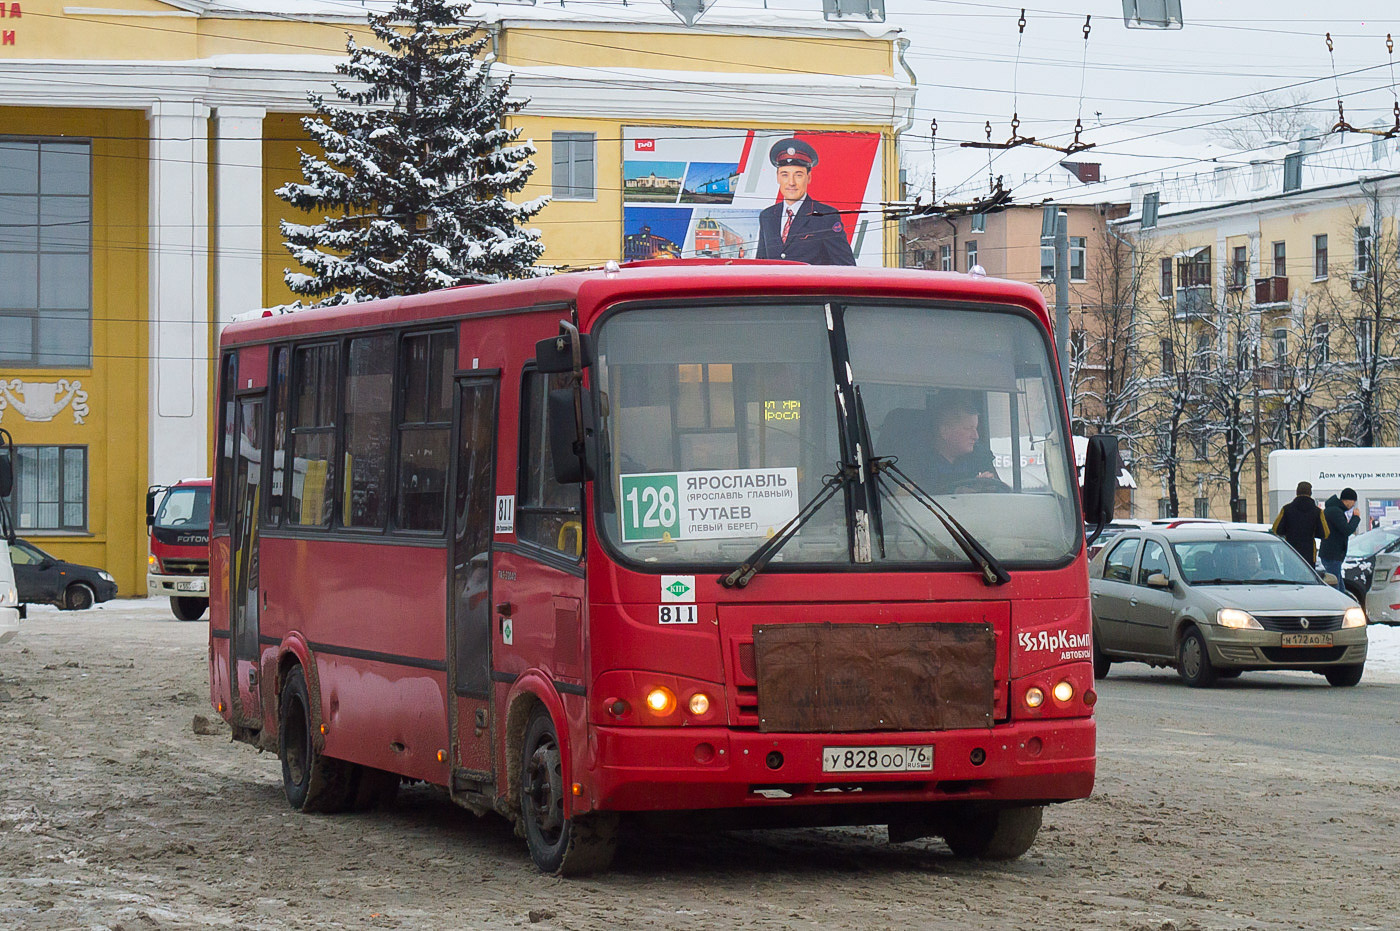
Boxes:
[1069,225,1154,450]
[1198,283,1260,521]
[1316,185,1400,446]
[1141,285,1211,519]
[1264,294,1338,450]
[1210,89,1327,151]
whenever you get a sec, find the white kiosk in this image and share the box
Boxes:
[1267,447,1400,528]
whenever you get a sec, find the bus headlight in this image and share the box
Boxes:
[687,692,711,715]
[1052,680,1075,704]
[1343,607,1367,628]
[1024,686,1045,709]
[1217,608,1262,629]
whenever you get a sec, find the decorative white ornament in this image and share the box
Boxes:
[0,379,90,425]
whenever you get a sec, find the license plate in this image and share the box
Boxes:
[175,580,207,593]
[1281,632,1332,647]
[822,745,933,773]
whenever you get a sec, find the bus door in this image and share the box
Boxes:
[448,376,499,782]
[489,367,588,721]
[229,390,265,727]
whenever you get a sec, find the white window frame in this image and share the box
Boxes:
[1070,236,1087,281]
[551,131,596,201]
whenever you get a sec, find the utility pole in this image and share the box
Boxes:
[1252,344,1264,521]
[1055,210,1071,391]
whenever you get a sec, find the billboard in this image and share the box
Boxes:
[622,127,884,267]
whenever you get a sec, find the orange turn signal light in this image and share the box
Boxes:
[644,687,677,716]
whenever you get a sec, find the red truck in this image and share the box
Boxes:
[146,478,212,621]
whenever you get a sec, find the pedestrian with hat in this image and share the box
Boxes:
[755,138,857,266]
[1319,487,1361,595]
[1271,480,1329,564]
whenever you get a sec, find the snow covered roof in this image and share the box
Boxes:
[1116,130,1400,226]
[189,0,899,36]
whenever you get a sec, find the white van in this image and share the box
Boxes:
[0,539,19,645]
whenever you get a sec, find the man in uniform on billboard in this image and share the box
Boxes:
[755,138,857,266]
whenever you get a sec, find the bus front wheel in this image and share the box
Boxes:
[278,666,355,813]
[941,804,1044,860]
[519,708,618,876]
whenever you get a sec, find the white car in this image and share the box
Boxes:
[0,539,20,645]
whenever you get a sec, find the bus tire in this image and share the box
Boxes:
[171,597,207,621]
[1091,634,1111,680]
[278,665,354,813]
[942,804,1044,860]
[519,708,618,875]
[350,766,400,810]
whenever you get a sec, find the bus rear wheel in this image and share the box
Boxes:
[278,666,355,813]
[941,804,1044,860]
[171,597,207,621]
[519,708,617,875]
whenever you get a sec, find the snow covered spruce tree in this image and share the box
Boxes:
[277,0,547,305]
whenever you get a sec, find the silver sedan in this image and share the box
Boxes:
[1088,527,1367,687]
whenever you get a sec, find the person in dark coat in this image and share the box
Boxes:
[755,138,857,266]
[1271,480,1329,564]
[1318,487,1360,593]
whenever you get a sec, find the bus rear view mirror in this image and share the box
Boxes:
[535,322,596,375]
[1082,434,1118,538]
[547,387,596,484]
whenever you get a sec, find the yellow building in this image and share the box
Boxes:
[0,1,914,594]
[1115,133,1400,522]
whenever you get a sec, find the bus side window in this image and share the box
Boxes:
[396,330,454,533]
[517,370,582,559]
[215,352,238,526]
[289,343,338,528]
[266,347,289,526]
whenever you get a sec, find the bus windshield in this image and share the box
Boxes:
[154,486,211,530]
[594,302,1079,569]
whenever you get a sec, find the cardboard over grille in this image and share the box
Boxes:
[753,621,994,733]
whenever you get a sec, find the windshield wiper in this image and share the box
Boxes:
[872,459,1011,586]
[719,465,855,588]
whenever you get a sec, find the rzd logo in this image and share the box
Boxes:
[634,139,656,151]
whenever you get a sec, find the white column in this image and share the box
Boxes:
[213,106,266,327]
[147,100,211,486]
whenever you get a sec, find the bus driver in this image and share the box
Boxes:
[879,393,999,495]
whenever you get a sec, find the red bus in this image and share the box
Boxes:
[210,261,1115,875]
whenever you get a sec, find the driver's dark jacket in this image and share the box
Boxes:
[915,449,997,495]
[1271,495,1329,562]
